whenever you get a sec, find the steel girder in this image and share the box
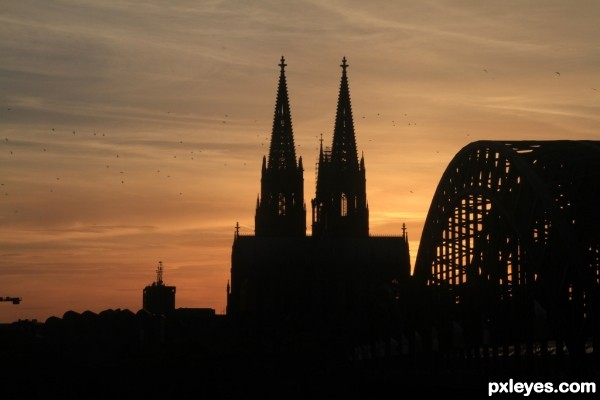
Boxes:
[414,140,600,358]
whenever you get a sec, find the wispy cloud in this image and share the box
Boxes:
[1,0,599,323]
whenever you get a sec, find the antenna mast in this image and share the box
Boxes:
[156,261,164,286]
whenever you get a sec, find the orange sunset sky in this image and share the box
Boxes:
[1,1,599,323]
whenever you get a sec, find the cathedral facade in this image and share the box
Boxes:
[227,57,410,339]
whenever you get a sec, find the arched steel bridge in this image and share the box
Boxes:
[413,140,599,367]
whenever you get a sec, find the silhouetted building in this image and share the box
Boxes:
[254,56,306,238]
[312,57,368,238]
[227,57,411,339]
[143,261,176,316]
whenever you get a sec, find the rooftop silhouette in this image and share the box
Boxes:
[1,60,599,399]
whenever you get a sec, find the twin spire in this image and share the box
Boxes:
[267,55,358,172]
[255,56,368,238]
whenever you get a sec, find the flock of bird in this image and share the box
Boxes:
[2,102,425,215]
[3,69,598,216]
[1,114,245,217]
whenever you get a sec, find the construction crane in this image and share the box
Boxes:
[1,296,21,305]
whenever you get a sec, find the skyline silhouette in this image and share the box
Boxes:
[2,1,600,324]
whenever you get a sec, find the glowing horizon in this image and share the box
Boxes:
[2,0,599,323]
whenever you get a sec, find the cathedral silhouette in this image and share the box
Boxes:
[227,57,411,340]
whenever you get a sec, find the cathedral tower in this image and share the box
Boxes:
[311,57,369,237]
[255,56,306,237]
[229,57,410,334]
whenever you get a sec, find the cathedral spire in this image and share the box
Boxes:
[331,56,359,172]
[255,56,306,237]
[311,57,368,238]
[267,56,297,170]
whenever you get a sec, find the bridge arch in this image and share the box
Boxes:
[414,140,600,361]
